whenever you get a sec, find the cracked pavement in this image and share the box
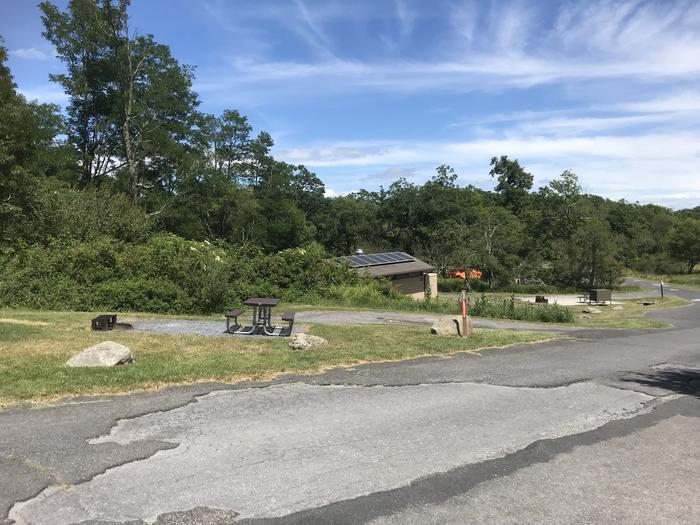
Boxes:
[1,279,699,524]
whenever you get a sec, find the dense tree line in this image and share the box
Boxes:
[2,0,700,305]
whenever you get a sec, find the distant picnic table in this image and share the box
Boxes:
[225,297,295,336]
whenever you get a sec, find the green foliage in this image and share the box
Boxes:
[469,294,574,323]
[668,218,700,274]
[489,155,533,213]
[437,278,565,295]
[1,5,697,320]
[551,218,623,289]
[30,186,152,243]
[0,236,380,314]
[437,277,489,293]
[0,38,71,246]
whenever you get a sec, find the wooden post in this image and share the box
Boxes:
[461,288,467,337]
[660,280,664,300]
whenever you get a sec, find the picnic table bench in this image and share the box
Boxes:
[224,309,245,333]
[281,311,296,335]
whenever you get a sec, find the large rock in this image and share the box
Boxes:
[582,307,602,314]
[431,317,462,336]
[67,341,134,367]
[289,334,328,351]
[612,305,624,311]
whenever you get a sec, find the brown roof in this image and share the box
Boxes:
[356,259,435,278]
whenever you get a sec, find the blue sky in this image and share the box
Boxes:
[2,0,700,208]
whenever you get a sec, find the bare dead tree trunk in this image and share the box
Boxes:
[122,36,138,204]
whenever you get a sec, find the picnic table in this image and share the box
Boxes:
[243,297,279,335]
[224,298,296,336]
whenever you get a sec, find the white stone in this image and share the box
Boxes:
[289,334,328,351]
[612,305,624,311]
[431,317,462,336]
[582,307,603,314]
[67,341,133,367]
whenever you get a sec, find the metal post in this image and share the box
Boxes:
[461,289,467,337]
[660,280,664,300]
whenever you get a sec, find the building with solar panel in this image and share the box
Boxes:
[336,252,438,300]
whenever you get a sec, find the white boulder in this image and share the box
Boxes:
[67,341,134,367]
[582,307,603,314]
[431,318,462,336]
[289,333,328,351]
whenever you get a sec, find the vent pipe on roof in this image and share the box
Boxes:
[355,248,364,255]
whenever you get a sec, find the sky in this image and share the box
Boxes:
[2,0,700,208]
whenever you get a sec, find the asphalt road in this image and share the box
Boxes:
[1,279,699,525]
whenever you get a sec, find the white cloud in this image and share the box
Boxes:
[17,87,69,104]
[616,91,700,113]
[276,130,700,208]
[324,188,354,198]
[395,0,415,40]
[197,0,700,99]
[10,48,48,60]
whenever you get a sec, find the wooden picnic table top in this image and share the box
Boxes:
[243,297,280,307]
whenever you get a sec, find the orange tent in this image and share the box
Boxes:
[447,268,482,280]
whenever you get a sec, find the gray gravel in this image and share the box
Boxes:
[127,319,299,338]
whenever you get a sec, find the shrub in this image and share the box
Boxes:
[468,294,574,323]
[438,277,566,294]
[91,279,191,313]
[0,236,381,314]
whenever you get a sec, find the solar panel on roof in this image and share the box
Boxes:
[336,251,417,268]
[365,254,386,264]
[371,254,392,263]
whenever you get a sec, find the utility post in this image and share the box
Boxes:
[461,266,470,338]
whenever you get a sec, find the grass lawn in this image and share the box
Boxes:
[568,295,691,329]
[0,309,558,407]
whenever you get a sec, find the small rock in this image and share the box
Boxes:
[582,307,602,314]
[289,333,328,350]
[580,314,592,319]
[431,317,466,336]
[612,305,624,311]
[67,341,133,367]
[153,506,239,525]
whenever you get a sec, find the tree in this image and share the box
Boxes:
[468,207,524,288]
[422,220,469,276]
[0,39,69,245]
[41,0,200,204]
[553,218,622,289]
[213,110,253,180]
[668,218,700,274]
[489,155,533,213]
[546,169,582,233]
[40,0,121,185]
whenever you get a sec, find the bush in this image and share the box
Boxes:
[469,294,574,323]
[629,253,685,275]
[438,277,566,294]
[0,235,389,314]
[91,279,191,313]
